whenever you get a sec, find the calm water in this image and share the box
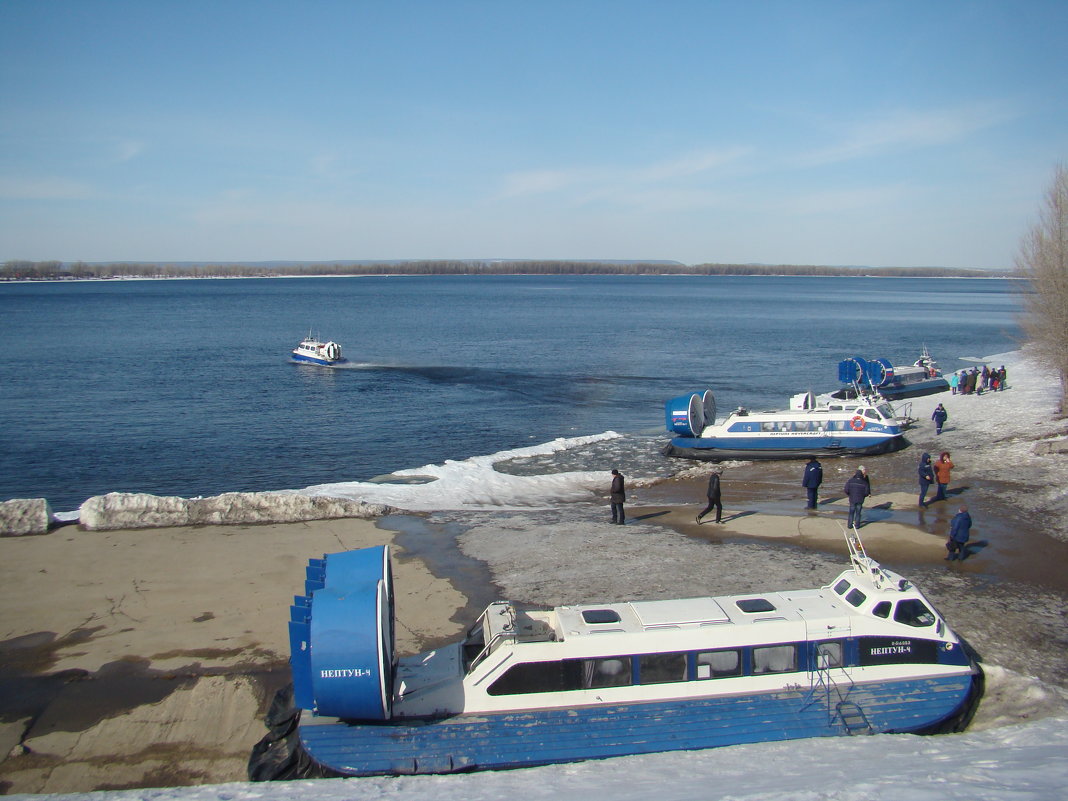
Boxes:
[0,275,1022,510]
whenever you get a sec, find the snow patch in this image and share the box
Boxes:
[78,491,394,530]
[0,497,53,535]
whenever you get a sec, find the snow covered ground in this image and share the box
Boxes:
[15,711,1068,801]
[894,351,1068,540]
[15,350,1068,801]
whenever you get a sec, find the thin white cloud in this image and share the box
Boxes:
[778,184,911,216]
[799,102,1016,167]
[0,176,94,200]
[500,169,577,198]
[112,139,146,163]
[497,147,751,206]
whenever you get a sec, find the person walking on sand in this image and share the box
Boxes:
[946,504,972,561]
[918,452,935,507]
[933,451,954,501]
[932,403,948,435]
[609,468,626,525]
[696,468,723,524]
[802,456,823,510]
[844,467,870,529]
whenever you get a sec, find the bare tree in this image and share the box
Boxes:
[1016,164,1068,413]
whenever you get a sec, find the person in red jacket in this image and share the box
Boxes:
[933,451,954,501]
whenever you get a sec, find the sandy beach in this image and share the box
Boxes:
[2,350,1067,795]
[0,519,467,794]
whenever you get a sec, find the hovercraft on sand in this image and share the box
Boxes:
[250,528,981,779]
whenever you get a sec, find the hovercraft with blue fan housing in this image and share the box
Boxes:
[254,532,981,779]
[663,356,909,462]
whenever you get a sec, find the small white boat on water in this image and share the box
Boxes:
[663,388,907,461]
[292,335,347,366]
[251,528,981,779]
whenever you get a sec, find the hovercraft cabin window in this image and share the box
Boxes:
[893,599,937,627]
[486,644,809,696]
[696,648,741,679]
[487,656,633,695]
[639,652,688,684]
[752,644,797,674]
[831,579,868,608]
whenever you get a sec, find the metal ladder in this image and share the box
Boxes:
[803,646,873,735]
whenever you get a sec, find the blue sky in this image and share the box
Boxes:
[1,1,1065,268]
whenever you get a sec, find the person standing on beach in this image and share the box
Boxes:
[950,372,959,394]
[932,403,948,435]
[918,453,935,507]
[933,451,954,501]
[802,456,823,509]
[696,468,723,524]
[609,468,626,525]
[844,467,870,528]
[946,504,972,560]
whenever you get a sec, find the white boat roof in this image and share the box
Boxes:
[535,560,936,643]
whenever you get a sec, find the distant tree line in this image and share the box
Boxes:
[1,259,1008,281]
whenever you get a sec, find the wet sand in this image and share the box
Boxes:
[638,450,1068,594]
[0,517,467,795]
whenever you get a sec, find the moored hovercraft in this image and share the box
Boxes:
[250,529,981,779]
[663,377,907,461]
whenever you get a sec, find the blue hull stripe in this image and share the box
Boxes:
[299,674,974,776]
[292,353,346,366]
[676,434,896,451]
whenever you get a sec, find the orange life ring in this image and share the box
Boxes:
[850,416,866,431]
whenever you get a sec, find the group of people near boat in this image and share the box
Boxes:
[950,364,1006,394]
[798,446,971,560]
[611,412,975,559]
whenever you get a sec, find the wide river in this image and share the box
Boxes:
[0,275,1021,511]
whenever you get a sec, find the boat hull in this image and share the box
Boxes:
[663,434,908,461]
[291,352,348,367]
[297,671,980,777]
[878,378,949,400]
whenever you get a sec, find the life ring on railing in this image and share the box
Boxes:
[850,416,866,431]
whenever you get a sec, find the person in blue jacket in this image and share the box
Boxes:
[946,505,972,560]
[802,456,823,509]
[932,403,948,435]
[844,467,871,528]
[918,452,935,507]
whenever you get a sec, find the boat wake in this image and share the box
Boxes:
[312,362,674,405]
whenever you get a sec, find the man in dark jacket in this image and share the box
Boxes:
[697,469,723,524]
[610,469,626,525]
[946,505,972,560]
[932,403,948,435]
[802,456,823,510]
[918,453,935,507]
[844,467,870,528]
